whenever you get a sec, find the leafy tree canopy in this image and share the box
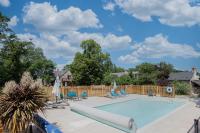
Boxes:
[111,64,125,73]
[0,12,55,87]
[70,39,113,85]
[134,62,173,85]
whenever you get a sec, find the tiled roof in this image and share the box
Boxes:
[168,71,193,81]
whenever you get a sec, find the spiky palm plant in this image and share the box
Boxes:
[0,72,46,133]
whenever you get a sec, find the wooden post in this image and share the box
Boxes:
[77,87,80,96]
[156,86,158,96]
[172,84,175,98]
[90,85,92,96]
[101,85,103,96]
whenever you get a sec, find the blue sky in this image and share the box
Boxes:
[0,0,200,71]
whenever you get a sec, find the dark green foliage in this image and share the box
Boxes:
[0,12,14,43]
[157,62,173,80]
[1,41,33,83]
[0,41,55,86]
[111,64,125,73]
[173,81,191,95]
[0,12,55,87]
[115,75,132,85]
[135,63,158,85]
[103,73,116,85]
[129,62,174,85]
[70,39,113,85]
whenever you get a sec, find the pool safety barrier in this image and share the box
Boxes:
[70,104,137,133]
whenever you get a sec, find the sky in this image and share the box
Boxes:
[0,0,200,71]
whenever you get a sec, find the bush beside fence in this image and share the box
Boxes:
[45,85,175,99]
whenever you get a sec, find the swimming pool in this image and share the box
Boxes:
[96,99,184,129]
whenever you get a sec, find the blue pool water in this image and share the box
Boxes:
[96,99,184,128]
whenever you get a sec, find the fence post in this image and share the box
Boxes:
[172,84,175,98]
[194,119,199,133]
[157,86,159,96]
[90,85,93,96]
[101,85,103,96]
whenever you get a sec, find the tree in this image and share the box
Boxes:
[0,41,31,84]
[103,73,116,85]
[136,63,158,84]
[111,64,125,73]
[0,12,55,87]
[0,42,55,86]
[0,12,14,87]
[128,68,137,79]
[70,39,112,85]
[116,75,132,85]
[157,62,173,80]
[0,12,15,43]
[24,47,55,84]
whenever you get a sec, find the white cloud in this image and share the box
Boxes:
[65,31,132,50]
[103,2,115,11]
[23,2,102,34]
[17,33,79,60]
[115,0,200,27]
[20,2,133,64]
[17,31,132,63]
[119,34,200,64]
[0,0,10,7]
[8,16,19,27]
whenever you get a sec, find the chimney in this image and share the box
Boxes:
[191,67,199,80]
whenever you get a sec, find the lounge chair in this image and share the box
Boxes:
[45,101,68,109]
[147,89,154,96]
[81,91,88,99]
[67,91,80,101]
[111,89,120,97]
[120,89,128,96]
[105,92,115,99]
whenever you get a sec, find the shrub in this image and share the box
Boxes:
[116,75,132,85]
[173,81,191,95]
[0,72,46,133]
[103,73,116,85]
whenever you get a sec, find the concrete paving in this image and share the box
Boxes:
[42,95,200,133]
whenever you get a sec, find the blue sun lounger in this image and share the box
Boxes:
[120,89,127,96]
[81,91,88,99]
[111,89,120,97]
[67,91,79,100]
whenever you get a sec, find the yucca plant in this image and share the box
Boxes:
[0,72,46,133]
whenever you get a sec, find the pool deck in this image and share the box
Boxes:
[42,94,200,133]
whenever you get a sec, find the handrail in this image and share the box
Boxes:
[187,116,200,133]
